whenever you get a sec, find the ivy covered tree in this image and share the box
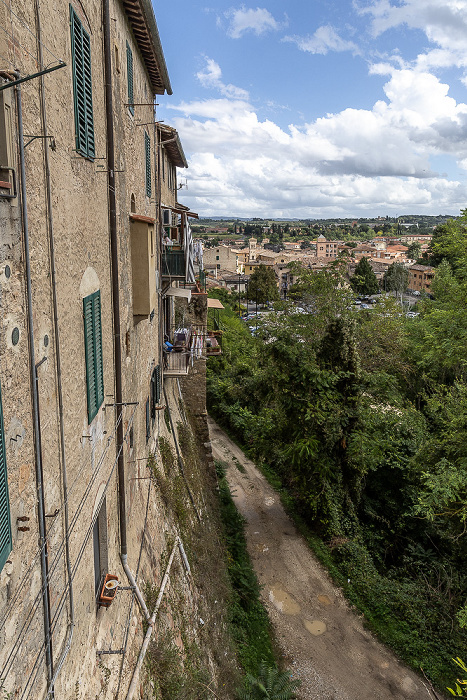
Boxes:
[350,256,379,295]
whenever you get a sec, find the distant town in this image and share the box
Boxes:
[194,214,449,297]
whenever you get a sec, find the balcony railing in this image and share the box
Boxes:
[163,350,191,376]
[162,249,185,278]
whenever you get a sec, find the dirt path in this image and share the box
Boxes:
[208,417,442,700]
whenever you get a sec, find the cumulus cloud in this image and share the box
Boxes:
[165,64,467,217]
[357,0,467,65]
[284,25,359,55]
[196,57,249,99]
[223,5,286,39]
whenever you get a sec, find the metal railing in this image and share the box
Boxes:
[162,249,185,278]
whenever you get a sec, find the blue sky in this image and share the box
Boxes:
[154,0,467,219]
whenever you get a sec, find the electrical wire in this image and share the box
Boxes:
[114,459,153,697]
[21,411,137,699]
[0,0,64,66]
[0,411,123,631]
[0,410,130,693]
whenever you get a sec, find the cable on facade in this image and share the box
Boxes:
[0,411,123,633]
[1,410,130,696]
[22,410,137,699]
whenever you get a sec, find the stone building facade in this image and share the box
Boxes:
[0,0,204,697]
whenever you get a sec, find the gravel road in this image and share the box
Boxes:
[208,417,443,700]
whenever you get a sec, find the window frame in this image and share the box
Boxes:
[70,5,95,159]
[83,291,104,424]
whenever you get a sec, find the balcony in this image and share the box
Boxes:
[206,331,222,356]
[163,350,191,376]
[162,249,185,279]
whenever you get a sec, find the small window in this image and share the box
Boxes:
[83,291,104,423]
[130,193,136,213]
[0,382,12,573]
[114,44,120,73]
[70,5,95,159]
[145,132,151,198]
[126,41,134,115]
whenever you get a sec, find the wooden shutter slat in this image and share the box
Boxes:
[0,383,12,572]
[126,42,134,116]
[83,291,104,423]
[70,5,95,159]
[145,132,151,198]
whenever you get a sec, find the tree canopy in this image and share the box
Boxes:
[350,257,379,295]
[247,265,280,305]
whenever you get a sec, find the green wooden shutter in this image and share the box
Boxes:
[145,398,150,442]
[83,291,104,423]
[0,383,12,573]
[126,41,134,116]
[150,365,161,423]
[145,132,151,198]
[70,6,95,159]
[154,365,161,404]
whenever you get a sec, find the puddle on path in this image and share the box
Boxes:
[318,594,332,606]
[269,586,301,615]
[304,619,327,636]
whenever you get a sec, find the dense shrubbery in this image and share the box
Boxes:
[207,216,467,690]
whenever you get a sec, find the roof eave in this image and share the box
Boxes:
[122,0,172,95]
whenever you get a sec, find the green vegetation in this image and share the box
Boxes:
[350,256,379,295]
[247,265,280,305]
[238,662,301,699]
[215,460,276,675]
[207,214,467,693]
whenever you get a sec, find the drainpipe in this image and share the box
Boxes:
[15,73,54,694]
[103,0,126,555]
[102,0,150,621]
[33,0,75,689]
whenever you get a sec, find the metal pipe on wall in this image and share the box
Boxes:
[33,0,75,691]
[15,73,54,694]
[102,0,127,558]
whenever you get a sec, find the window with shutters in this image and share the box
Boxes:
[70,5,95,159]
[83,291,104,423]
[126,41,134,115]
[150,365,161,425]
[0,383,11,573]
[145,132,151,198]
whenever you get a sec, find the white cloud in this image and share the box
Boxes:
[357,0,467,63]
[284,25,359,55]
[166,62,467,217]
[196,57,249,99]
[223,5,286,39]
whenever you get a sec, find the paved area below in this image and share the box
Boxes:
[208,417,442,700]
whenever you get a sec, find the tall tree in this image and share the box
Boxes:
[407,241,422,260]
[247,265,279,305]
[383,262,408,300]
[350,257,379,295]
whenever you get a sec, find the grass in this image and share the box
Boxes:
[208,415,466,694]
[215,459,276,676]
